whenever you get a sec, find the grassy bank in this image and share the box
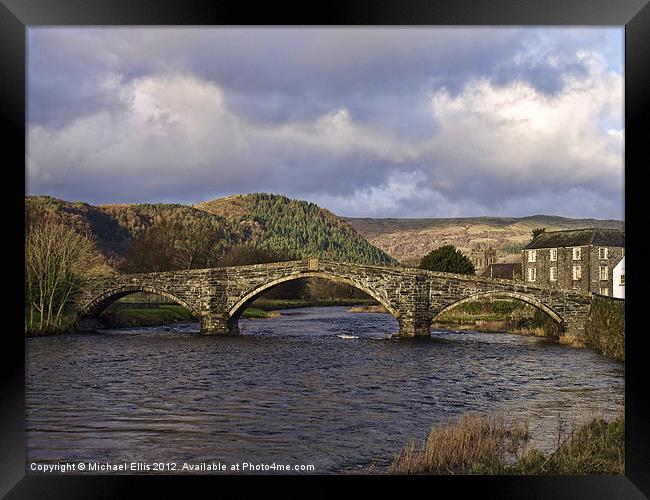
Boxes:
[99,304,280,327]
[25,318,76,337]
[241,307,279,319]
[432,299,561,338]
[100,304,197,327]
[388,413,624,475]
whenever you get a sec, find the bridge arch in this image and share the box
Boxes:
[228,271,399,320]
[432,291,564,327]
[77,284,201,319]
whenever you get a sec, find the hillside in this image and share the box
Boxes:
[25,196,244,269]
[196,194,397,266]
[26,195,622,269]
[344,215,625,265]
[25,194,396,270]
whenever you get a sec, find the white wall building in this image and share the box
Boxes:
[613,256,625,299]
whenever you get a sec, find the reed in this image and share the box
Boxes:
[389,412,624,475]
[389,413,529,474]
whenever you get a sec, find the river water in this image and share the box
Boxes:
[25,306,624,474]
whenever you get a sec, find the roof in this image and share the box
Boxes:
[524,228,624,250]
[480,263,521,279]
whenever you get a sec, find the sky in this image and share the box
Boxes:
[26,27,624,219]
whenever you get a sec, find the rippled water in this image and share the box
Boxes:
[26,306,624,474]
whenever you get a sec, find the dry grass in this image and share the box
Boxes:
[388,412,624,475]
[513,415,625,475]
[389,413,529,474]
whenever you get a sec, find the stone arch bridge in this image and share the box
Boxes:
[75,258,593,340]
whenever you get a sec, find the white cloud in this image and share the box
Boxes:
[420,54,623,200]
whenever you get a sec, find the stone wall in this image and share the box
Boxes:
[582,294,625,361]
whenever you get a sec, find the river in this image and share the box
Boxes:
[25,306,624,474]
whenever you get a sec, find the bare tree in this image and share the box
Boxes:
[122,216,229,273]
[122,218,179,273]
[171,219,227,270]
[25,219,99,331]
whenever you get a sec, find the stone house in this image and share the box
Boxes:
[521,228,624,296]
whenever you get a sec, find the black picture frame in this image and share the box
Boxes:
[3,0,648,497]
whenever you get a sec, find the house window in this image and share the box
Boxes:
[528,250,536,263]
[572,247,581,260]
[599,287,609,296]
[550,267,557,281]
[549,248,557,261]
[527,268,537,282]
[598,247,608,259]
[599,265,608,280]
[572,265,582,280]
[620,274,625,286]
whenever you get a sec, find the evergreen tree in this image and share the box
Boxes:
[419,245,475,275]
[531,227,546,240]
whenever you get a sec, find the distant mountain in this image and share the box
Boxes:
[196,193,397,266]
[344,215,624,265]
[25,194,397,269]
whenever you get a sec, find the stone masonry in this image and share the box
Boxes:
[75,258,594,340]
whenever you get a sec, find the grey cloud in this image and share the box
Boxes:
[28,28,525,128]
[27,27,623,219]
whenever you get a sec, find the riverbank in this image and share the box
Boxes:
[433,299,561,338]
[98,304,282,327]
[388,412,624,475]
[430,319,549,337]
[250,298,376,311]
[25,299,378,334]
[99,304,196,327]
[25,321,76,337]
[348,305,388,313]
[350,299,561,339]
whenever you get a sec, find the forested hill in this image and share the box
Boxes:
[195,194,397,266]
[25,194,397,270]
